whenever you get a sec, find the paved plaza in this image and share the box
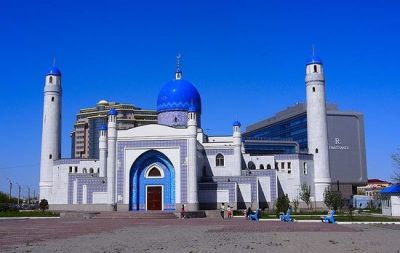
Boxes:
[0,217,400,253]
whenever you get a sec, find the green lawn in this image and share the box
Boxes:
[0,211,59,217]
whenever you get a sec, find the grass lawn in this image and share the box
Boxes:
[0,211,59,217]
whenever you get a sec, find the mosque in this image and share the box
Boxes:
[39,55,332,211]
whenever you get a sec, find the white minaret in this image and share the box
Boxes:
[187,105,199,210]
[99,125,108,177]
[233,121,242,176]
[39,66,62,202]
[305,53,331,203]
[106,108,118,205]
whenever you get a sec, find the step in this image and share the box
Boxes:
[93,211,178,219]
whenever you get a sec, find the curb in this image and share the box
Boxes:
[0,217,60,220]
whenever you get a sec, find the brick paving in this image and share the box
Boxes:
[0,217,398,252]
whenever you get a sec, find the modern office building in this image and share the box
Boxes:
[244,103,368,197]
[71,101,157,159]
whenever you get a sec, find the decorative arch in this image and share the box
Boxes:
[266,164,271,170]
[129,150,175,211]
[248,161,256,170]
[145,164,164,178]
[260,164,264,170]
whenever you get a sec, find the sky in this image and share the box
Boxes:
[0,0,399,195]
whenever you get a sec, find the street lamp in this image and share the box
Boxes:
[26,186,31,205]
[6,178,12,202]
[16,183,21,205]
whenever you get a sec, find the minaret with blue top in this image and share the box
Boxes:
[233,121,242,176]
[305,51,331,204]
[39,65,62,203]
[107,108,118,205]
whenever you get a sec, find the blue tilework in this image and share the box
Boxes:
[68,174,107,204]
[54,158,97,165]
[116,140,188,205]
[274,154,313,160]
[129,150,175,211]
[204,149,234,156]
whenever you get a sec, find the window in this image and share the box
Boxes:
[312,87,316,92]
[313,65,317,73]
[174,117,178,123]
[315,148,319,153]
[49,154,52,159]
[97,168,100,173]
[51,96,54,102]
[303,162,308,175]
[260,164,264,170]
[248,161,256,170]
[216,153,224,167]
[69,166,72,173]
[49,76,53,83]
[267,164,271,170]
[281,162,285,170]
[89,168,94,173]
[148,167,161,177]
[288,162,291,169]
[75,167,78,173]
[83,168,87,173]
[275,162,278,170]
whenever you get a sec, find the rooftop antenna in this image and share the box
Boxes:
[175,53,182,80]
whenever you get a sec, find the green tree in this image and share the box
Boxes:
[292,197,299,213]
[323,188,344,211]
[275,194,290,215]
[299,183,311,209]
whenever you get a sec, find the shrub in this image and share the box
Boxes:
[39,199,49,211]
[299,183,311,209]
[275,194,290,215]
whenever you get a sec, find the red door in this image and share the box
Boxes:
[147,186,162,210]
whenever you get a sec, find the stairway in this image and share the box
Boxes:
[93,211,178,219]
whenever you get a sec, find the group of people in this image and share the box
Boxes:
[220,203,233,219]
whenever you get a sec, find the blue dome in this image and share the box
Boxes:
[108,108,118,116]
[306,56,323,65]
[47,66,62,76]
[233,121,241,127]
[99,124,108,131]
[188,104,197,113]
[157,79,201,114]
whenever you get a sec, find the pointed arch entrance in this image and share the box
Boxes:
[129,150,175,211]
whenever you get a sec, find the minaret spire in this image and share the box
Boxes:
[175,53,182,80]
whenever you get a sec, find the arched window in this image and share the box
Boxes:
[313,65,317,73]
[248,161,256,170]
[89,168,94,173]
[174,117,178,123]
[49,76,53,83]
[148,167,161,177]
[303,162,308,175]
[260,164,264,170]
[83,168,87,173]
[267,164,271,170]
[315,148,319,153]
[216,153,224,167]
[312,87,316,92]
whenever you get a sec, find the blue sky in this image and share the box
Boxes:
[0,0,399,195]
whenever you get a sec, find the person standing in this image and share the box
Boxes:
[227,205,232,219]
[220,202,225,219]
[180,204,185,219]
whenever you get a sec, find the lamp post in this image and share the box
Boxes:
[6,178,12,202]
[16,183,21,205]
[26,186,31,205]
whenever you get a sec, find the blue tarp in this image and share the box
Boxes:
[380,184,400,195]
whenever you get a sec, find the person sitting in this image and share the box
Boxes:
[280,206,294,222]
[321,209,336,223]
[245,206,252,220]
[250,208,260,221]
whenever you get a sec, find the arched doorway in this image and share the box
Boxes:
[129,150,175,211]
